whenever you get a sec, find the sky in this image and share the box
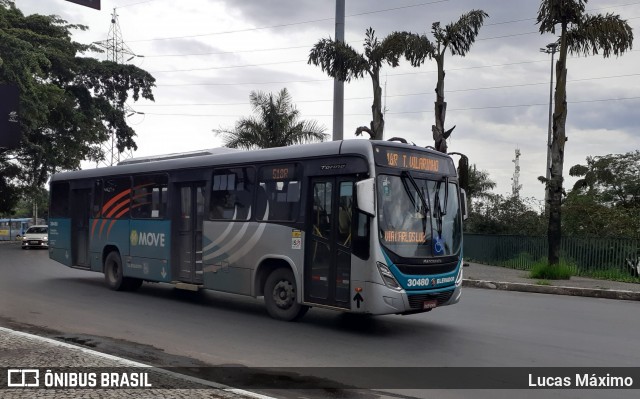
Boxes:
[14,0,640,208]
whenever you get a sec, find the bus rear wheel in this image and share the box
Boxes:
[264,268,308,321]
[104,251,144,291]
[104,251,126,291]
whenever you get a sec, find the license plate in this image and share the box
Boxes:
[30,241,39,245]
[423,300,437,310]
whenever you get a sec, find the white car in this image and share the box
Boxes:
[21,225,48,249]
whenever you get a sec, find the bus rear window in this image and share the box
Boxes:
[50,182,70,218]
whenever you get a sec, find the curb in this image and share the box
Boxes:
[0,326,276,399]
[462,279,640,301]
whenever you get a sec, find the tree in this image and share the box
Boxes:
[569,151,640,208]
[563,151,640,238]
[400,10,488,153]
[536,0,633,264]
[466,194,545,236]
[213,88,327,150]
[0,1,156,213]
[466,163,496,202]
[308,28,406,140]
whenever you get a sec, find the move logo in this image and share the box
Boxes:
[130,230,166,247]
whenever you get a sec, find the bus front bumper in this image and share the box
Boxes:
[357,268,463,315]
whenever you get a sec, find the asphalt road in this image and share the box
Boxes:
[1,243,639,399]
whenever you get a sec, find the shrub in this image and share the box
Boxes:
[529,259,575,280]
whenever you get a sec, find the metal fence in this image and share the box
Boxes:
[464,233,640,279]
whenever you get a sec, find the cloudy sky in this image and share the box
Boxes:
[15,0,640,206]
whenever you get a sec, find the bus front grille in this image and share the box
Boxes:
[396,260,458,275]
[407,290,454,309]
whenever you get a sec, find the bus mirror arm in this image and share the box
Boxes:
[356,178,376,217]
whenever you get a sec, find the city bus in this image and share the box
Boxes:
[48,139,468,321]
[0,218,45,241]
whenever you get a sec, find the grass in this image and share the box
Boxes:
[535,280,551,286]
[529,259,575,280]
[579,269,640,283]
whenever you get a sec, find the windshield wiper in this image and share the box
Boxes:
[433,179,449,238]
[442,177,449,215]
[401,171,429,215]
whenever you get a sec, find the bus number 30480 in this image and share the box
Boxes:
[406,278,430,287]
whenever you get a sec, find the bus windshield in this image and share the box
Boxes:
[377,174,462,258]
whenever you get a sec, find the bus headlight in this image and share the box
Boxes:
[377,262,402,291]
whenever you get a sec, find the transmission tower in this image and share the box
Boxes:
[93,8,140,167]
[511,148,522,197]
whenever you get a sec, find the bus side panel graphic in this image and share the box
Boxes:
[49,218,71,266]
[202,221,304,296]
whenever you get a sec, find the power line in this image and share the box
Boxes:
[155,58,550,85]
[115,0,155,9]
[481,1,640,27]
[140,22,640,73]
[137,96,640,117]
[149,59,309,73]
[125,0,639,45]
[127,0,449,43]
[139,72,640,107]
[144,44,314,58]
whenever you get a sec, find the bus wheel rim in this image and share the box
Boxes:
[273,280,294,309]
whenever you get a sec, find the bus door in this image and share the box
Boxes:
[305,177,354,308]
[70,186,91,267]
[176,182,206,284]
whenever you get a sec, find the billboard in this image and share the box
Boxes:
[0,84,21,150]
[64,0,101,10]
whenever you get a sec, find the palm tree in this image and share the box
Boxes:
[399,10,488,153]
[308,28,407,140]
[537,0,633,265]
[213,88,328,150]
[466,164,497,202]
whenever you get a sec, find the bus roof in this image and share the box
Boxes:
[50,139,455,182]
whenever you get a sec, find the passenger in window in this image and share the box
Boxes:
[338,197,352,236]
[211,191,230,219]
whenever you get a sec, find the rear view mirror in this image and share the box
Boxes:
[356,178,375,216]
[460,189,469,221]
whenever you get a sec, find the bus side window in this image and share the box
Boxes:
[258,164,300,222]
[211,167,254,221]
[131,174,168,219]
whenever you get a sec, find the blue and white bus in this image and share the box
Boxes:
[0,218,45,241]
[49,139,468,321]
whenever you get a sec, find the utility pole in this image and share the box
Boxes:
[93,8,143,166]
[540,42,558,211]
[511,148,522,198]
[332,0,345,141]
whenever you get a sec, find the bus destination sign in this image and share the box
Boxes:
[262,164,295,181]
[375,147,445,173]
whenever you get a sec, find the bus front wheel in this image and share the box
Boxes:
[264,268,308,321]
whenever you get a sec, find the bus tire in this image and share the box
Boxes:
[104,251,126,291]
[264,268,308,321]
